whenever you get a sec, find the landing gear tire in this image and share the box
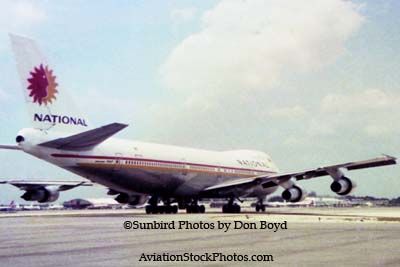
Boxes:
[222,203,241,213]
[164,205,178,214]
[158,206,165,214]
[186,204,205,214]
[145,205,152,214]
[165,206,172,214]
[199,205,205,213]
[186,205,198,213]
[255,204,266,212]
[145,205,160,214]
[172,205,178,214]
[151,206,158,214]
[234,204,241,213]
[145,205,178,214]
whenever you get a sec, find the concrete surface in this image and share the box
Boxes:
[0,207,399,267]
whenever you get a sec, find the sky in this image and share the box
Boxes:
[0,0,399,204]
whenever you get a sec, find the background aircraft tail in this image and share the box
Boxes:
[9,34,89,133]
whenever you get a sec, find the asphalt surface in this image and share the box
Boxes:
[0,207,399,267]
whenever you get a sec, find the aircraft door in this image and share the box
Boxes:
[181,158,188,176]
[216,161,223,182]
[112,152,124,175]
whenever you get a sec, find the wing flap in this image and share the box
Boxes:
[38,122,128,151]
[203,177,258,191]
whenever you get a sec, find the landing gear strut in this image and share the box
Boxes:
[222,198,241,213]
[145,196,178,214]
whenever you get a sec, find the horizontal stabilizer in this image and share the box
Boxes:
[38,123,128,151]
[0,145,21,150]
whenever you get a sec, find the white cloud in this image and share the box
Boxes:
[310,89,400,137]
[14,1,46,22]
[161,0,364,99]
[151,0,365,147]
[321,89,399,113]
[307,118,336,136]
[0,0,46,31]
[0,0,46,52]
[364,124,391,137]
[268,105,307,118]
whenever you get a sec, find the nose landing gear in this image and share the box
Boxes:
[255,203,266,212]
[255,198,266,212]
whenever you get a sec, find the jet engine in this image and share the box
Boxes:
[281,185,307,202]
[115,193,148,206]
[21,186,60,203]
[330,177,356,195]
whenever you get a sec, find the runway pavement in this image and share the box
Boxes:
[0,207,399,267]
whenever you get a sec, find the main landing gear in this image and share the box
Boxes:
[222,198,241,213]
[145,197,178,214]
[255,203,266,212]
[255,198,266,212]
[186,199,205,214]
[145,205,178,214]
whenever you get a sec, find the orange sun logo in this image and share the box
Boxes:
[27,64,58,105]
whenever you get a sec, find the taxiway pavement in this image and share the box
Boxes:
[1,207,399,267]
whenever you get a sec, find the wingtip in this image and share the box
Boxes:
[114,122,129,128]
[382,154,397,160]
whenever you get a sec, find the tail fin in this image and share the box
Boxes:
[9,33,89,133]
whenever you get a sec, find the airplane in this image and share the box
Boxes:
[0,200,18,212]
[0,34,397,214]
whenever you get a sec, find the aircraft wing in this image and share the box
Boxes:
[38,122,128,151]
[201,155,397,196]
[0,180,93,191]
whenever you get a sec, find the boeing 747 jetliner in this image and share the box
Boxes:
[0,34,396,214]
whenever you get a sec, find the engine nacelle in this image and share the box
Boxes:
[330,177,356,195]
[115,193,148,206]
[21,186,60,203]
[281,185,307,202]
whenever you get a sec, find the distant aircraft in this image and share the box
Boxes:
[0,200,18,212]
[266,198,316,208]
[0,34,396,214]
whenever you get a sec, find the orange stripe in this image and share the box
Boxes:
[77,162,256,177]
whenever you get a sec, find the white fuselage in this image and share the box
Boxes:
[18,128,280,198]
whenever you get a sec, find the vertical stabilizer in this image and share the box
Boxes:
[9,33,89,133]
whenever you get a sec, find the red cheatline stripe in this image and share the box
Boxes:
[51,153,276,174]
